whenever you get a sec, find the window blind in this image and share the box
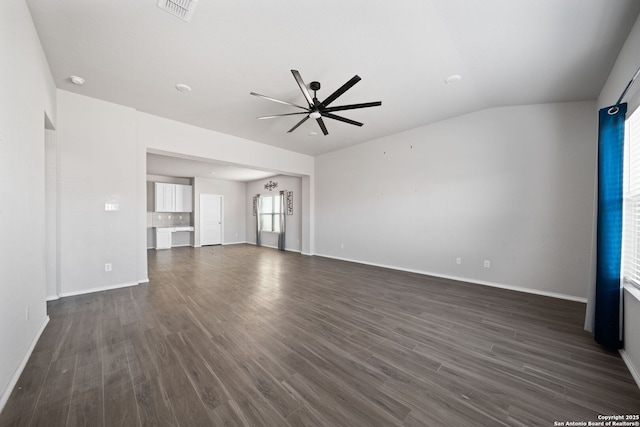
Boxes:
[623,108,640,288]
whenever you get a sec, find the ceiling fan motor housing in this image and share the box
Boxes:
[310,81,321,91]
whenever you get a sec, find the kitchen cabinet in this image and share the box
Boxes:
[155,228,172,249]
[155,183,175,212]
[154,183,192,212]
[154,226,195,250]
[174,184,193,212]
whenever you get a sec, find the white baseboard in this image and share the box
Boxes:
[247,241,312,255]
[58,281,139,298]
[620,349,640,389]
[47,280,146,300]
[0,315,50,413]
[190,243,245,248]
[248,242,301,253]
[314,253,587,303]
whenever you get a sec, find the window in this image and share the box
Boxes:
[622,107,640,289]
[260,195,281,232]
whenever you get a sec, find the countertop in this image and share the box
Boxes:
[153,226,194,232]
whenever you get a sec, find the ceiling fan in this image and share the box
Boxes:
[250,70,382,136]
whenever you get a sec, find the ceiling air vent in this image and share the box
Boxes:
[157,0,198,23]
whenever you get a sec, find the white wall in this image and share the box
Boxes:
[301,175,314,256]
[45,129,58,300]
[0,0,57,410]
[193,177,247,247]
[315,101,597,301]
[138,113,314,176]
[598,15,640,113]
[57,90,142,296]
[247,175,302,252]
[598,13,640,387]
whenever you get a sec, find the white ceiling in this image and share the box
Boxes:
[27,0,640,158]
[147,152,277,182]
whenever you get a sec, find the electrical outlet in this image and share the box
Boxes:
[179,215,182,219]
[484,260,491,268]
[456,257,462,265]
[340,243,344,249]
[25,306,30,321]
[105,263,112,272]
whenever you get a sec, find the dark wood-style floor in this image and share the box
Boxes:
[1,245,639,426]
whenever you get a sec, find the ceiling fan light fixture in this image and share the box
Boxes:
[309,111,322,119]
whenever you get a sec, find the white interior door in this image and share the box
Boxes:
[200,194,222,246]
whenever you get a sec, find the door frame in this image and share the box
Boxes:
[199,193,223,246]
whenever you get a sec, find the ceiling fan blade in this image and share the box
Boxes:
[287,116,310,133]
[323,101,382,113]
[250,92,308,110]
[316,118,329,135]
[258,112,308,120]
[321,75,361,107]
[323,112,363,127]
[291,70,314,107]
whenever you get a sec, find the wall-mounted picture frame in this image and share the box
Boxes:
[287,191,293,215]
[264,180,278,191]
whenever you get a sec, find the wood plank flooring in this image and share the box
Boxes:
[1,244,639,426]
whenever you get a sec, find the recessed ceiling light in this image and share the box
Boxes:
[70,75,85,86]
[175,83,192,92]
[309,131,318,136]
[209,171,216,175]
[445,74,462,85]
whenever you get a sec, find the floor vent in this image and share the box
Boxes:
[157,0,198,22]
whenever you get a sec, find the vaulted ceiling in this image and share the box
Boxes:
[27,0,640,156]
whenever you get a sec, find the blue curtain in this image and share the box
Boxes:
[595,103,627,350]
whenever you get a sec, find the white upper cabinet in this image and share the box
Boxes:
[154,183,192,212]
[181,185,192,212]
[175,184,184,212]
[154,183,169,212]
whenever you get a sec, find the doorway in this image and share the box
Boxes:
[200,194,222,246]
